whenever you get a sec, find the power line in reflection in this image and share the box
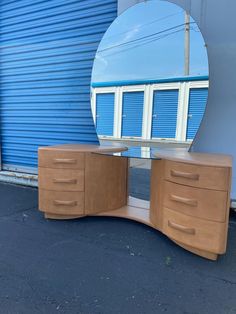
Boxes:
[97,23,196,54]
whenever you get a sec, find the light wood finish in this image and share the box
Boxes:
[45,213,83,220]
[38,144,128,218]
[39,143,128,153]
[39,168,84,192]
[163,207,226,254]
[172,240,218,261]
[39,190,84,215]
[38,150,85,169]
[154,147,232,167]
[165,160,230,191]
[85,153,128,214]
[38,144,232,261]
[164,181,228,222]
[97,198,152,227]
[38,144,127,169]
[150,159,165,230]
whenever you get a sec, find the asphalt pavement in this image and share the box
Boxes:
[0,168,235,314]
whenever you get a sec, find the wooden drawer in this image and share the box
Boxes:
[39,190,84,215]
[39,168,84,192]
[163,207,226,254]
[38,149,85,169]
[165,160,229,191]
[164,181,228,222]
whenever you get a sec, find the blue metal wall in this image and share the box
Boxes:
[0,0,117,173]
[96,93,115,136]
[151,90,179,139]
[187,88,208,140]
[121,91,144,137]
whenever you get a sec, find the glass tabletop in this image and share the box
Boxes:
[94,146,162,160]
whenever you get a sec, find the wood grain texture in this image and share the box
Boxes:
[45,213,83,220]
[38,150,85,169]
[150,159,165,230]
[172,240,218,260]
[162,207,226,254]
[39,190,85,215]
[164,181,228,222]
[96,200,152,227]
[39,144,127,153]
[84,153,128,214]
[39,168,84,192]
[165,160,230,191]
[38,143,232,261]
[153,148,232,167]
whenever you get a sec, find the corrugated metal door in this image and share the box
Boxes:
[121,91,144,137]
[151,89,179,139]
[96,93,115,136]
[186,88,208,140]
[0,0,117,173]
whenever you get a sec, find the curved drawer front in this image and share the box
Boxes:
[39,190,84,215]
[163,207,226,254]
[38,149,85,169]
[165,161,229,191]
[164,181,228,222]
[39,168,84,191]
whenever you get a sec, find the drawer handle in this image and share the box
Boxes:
[54,200,77,207]
[170,170,199,181]
[53,159,77,165]
[170,194,198,207]
[168,220,196,235]
[53,178,77,184]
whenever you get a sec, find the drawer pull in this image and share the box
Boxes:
[53,200,77,207]
[168,220,196,235]
[53,178,77,184]
[53,159,77,165]
[170,194,198,207]
[170,170,199,181]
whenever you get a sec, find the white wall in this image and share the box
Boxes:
[118,0,143,14]
[118,0,236,200]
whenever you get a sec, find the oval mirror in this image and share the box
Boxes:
[91,0,209,148]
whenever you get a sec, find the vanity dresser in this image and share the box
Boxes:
[38,144,232,261]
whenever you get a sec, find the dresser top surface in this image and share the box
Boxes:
[38,143,128,154]
[153,148,232,167]
[39,144,232,168]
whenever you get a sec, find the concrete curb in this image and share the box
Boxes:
[0,171,38,188]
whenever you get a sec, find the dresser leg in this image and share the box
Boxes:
[44,213,84,220]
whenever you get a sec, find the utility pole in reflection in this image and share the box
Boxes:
[184,11,190,76]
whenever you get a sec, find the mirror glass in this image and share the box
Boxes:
[91,0,209,146]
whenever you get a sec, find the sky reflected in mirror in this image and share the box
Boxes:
[92,1,208,83]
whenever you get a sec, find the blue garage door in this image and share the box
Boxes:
[187,88,208,140]
[96,93,115,136]
[0,0,117,173]
[151,89,179,139]
[121,91,144,137]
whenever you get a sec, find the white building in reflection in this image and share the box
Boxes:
[91,76,209,143]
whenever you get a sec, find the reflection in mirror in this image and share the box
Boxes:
[91,0,209,146]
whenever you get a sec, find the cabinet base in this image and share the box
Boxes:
[172,240,218,260]
[41,196,220,261]
[43,211,219,260]
[45,213,84,220]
